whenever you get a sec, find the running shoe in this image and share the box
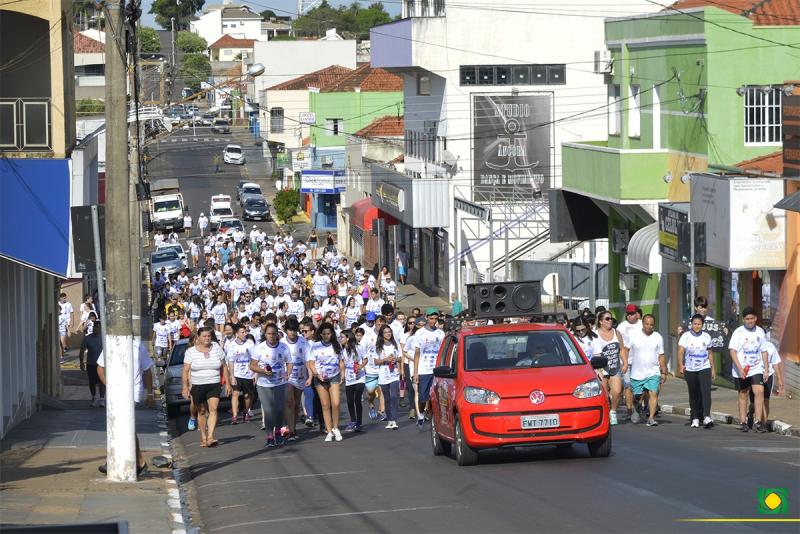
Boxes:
[368,406,377,420]
[344,422,357,432]
[266,436,276,447]
[390,421,399,430]
[646,419,659,427]
[417,417,425,431]
[324,431,334,442]
[99,398,105,407]
[739,422,749,432]
[385,421,394,429]
[287,432,298,442]
[332,428,343,442]
[304,417,314,427]
[244,413,252,423]
[754,423,768,433]
[231,416,239,425]
[630,410,641,424]
[246,409,254,418]
[188,418,197,431]
[609,410,618,425]
[408,409,417,421]
[378,411,387,422]
[703,417,714,429]
[276,435,285,446]
[690,419,700,428]
[354,424,365,433]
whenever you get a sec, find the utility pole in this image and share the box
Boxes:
[104,0,137,482]
[170,17,176,75]
[131,18,144,343]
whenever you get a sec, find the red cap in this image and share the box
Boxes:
[625,304,637,313]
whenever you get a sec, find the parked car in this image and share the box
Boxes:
[150,248,183,276]
[236,179,249,201]
[238,182,262,205]
[223,144,245,165]
[163,339,190,417]
[156,243,188,269]
[242,196,271,221]
[210,205,234,229]
[212,118,230,134]
[429,323,611,466]
[201,113,215,126]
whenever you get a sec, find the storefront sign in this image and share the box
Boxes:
[375,182,405,213]
[472,93,552,201]
[658,203,687,262]
[300,170,345,194]
[299,111,316,125]
[291,148,311,172]
[691,175,786,270]
[454,196,490,221]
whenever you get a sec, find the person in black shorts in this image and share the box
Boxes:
[79,320,106,407]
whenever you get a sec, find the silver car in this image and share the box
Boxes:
[164,339,190,417]
[150,248,183,276]
[238,183,262,205]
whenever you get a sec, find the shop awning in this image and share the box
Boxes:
[0,158,71,277]
[350,197,379,231]
[775,190,800,213]
[628,223,661,274]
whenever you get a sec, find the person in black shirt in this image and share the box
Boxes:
[79,320,105,407]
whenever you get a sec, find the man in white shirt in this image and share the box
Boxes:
[623,314,666,426]
[312,269,332,302]
[183,213,192,236]
[287,290,306,319]
[729,307,770,433]
[365,289,385,315]
[152,315,172,364]
[413,308,445,429]
[198,212,209,237]
[58,292,74,357]
[617,304,642,421]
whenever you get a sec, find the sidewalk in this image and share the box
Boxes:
[656,376,799,435]
[0,355,182,533]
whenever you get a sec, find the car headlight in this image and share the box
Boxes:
[463,386,501,405]
[573,378,603,399]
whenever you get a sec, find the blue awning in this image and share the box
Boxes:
[0,158,70,277]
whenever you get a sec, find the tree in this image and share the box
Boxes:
[273,189,300,226]
[293,1,392,39]
[149,0,205,30]
[176,31,207,53]
[139,27,161,54]
[259,9,278,19]
[179,53,211,92]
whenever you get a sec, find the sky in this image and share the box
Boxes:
[139,0,401,28]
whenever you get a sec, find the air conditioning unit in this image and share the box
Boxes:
[594,50,613,74]
[619,272,640,292]
[321,155,334,167]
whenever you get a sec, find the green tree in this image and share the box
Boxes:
[293,1,391,39]
[179,53,211,92]
[139,27,161,54]
[76,98,105,114]
[149,0,205,30]
[259,9,278,19]
[176,31,207,53]
[273,189,300,226]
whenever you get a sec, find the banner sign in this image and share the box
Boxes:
[300,170,345,194]
[472,93,552,201]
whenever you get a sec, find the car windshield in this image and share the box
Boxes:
[152,250,179,262]
[242,186,260,194]
[220,220,242,231]
[212,207,232,217]
[169,342,190,366]
[214,120,228,125]
[245,199,266,207]
[464,331,585,371]
[159,245,182,255]
[154,200,181,212]
[226,147,242,154]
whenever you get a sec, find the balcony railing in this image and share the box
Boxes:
[404,0,445,18]
[0,97,52,151]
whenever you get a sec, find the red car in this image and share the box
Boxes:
[429,322,611,466]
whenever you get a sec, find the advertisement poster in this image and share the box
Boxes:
[728,179,786,270]
[472,93,552,201]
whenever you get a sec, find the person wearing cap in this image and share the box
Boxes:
[617,304,642,422]
[198,212,208,237]
[360,312,386,421]
[413,308,445,430]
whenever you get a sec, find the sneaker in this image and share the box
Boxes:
[304,417,314,427]
[354,424,365,433]
[385,421,394,429]
[276,435,285,446]
[378,411,387,422]
[368,406,377,420]
[344,422,357,432]
[188,418,197,431]
[755,423,768,433]
[417,417,425,431]
[332,428,343,442]
[703,417,714,429]
[609,410,618,426]
[390,421,399,430]
[287,432,298,442]
[90,397,98,408]
[231,416,239,425]
[99,398,105,407]
[646,419,659,427]
[630,410,641,424]
[408,409,417,421]
[739,422,750,432]
[691,419,700,428]
[324,431,334,442]
[266,436,276,447]
[244,413,251,423]
[246,409,254,418]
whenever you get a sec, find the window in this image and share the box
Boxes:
[745,86,782,145]
[75,64,104,76]
[460,64,566,86]
[464,331,584,371]
[417,74,431,96]
[325,118,343,136]
[270,107,284,133]
[628,84,640,138]
[608,85,621,135]
[420,0,430,16]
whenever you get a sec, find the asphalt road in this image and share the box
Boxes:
[151,129,800,533]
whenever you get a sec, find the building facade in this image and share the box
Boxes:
[74,30,106,100]
[190,3,264,46]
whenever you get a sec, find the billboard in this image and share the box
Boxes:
[472,93,552,201]
[300,169,345,194]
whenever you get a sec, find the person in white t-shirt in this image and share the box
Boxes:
[413,310,444,429]
[729,307,770,433]
[624,314,666,427]
[307,323,345,442]
[374,324,402,430]
[678,314,715,428]
[281,318,310,441]
[250,323,292,447]
[225,324,256,424]
[617,304,642,422]
[183,213,192,236]
[754,334,784,427]
[365,289,385,315]
[58,293,74,357]
[152,315,172,363]
[197,213,208,237]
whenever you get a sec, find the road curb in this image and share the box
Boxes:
[157,399,198,534]
[660,404,797,436]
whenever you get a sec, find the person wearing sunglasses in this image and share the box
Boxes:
[571,316,597,361]
[617,304,642,423]
[591,311,627,425]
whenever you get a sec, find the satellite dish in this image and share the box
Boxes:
[442,150,458,168]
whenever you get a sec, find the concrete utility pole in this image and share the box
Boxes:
[131,20,144,341]
[104,0,137,482]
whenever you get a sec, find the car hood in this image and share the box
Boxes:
[462,366,595,397]
[245,205,267,212]
[226,152,242,158]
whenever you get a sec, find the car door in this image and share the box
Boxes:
[433,336,459,441]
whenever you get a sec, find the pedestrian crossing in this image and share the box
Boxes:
[169,137,225,143]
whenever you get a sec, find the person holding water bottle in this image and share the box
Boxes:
[374,324,401,430]
[250,324,292,447]
[341,330,367,432]
[308,323,345,442]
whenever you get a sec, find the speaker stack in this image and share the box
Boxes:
[466,281,542,319]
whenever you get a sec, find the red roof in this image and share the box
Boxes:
[736,151,783,174]
[210,34,255,49]
[268,65,354,91]
[74,32,104,54]
[667,0,800,25]
[322,64,403,93]
[355,115,404,137]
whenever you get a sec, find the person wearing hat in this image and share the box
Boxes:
[617,304,642,422]
[412,308,445,430]
[198,212,208,237]
[360,311,386,421]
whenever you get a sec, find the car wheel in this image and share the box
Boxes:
[431,416,451,456]
[455,419,478,466]
[166,403,181,418]
[587,431,612,458]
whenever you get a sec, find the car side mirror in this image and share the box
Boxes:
[590,356,608,370]
[433,365,456,379]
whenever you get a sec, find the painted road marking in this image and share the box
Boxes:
[196,470,365,490]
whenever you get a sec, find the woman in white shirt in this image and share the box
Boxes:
[343,297,361,330]
[374,325,401,430]
[341,330,367,432]
[226,324,256,425]
[79,294,96,331]
[307,323,344,442]
[182,327,231,447]
[250,324,292,447]
[678,314,715,428]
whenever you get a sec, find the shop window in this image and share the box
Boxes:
[417,74,431,96]
[325,118,343,136]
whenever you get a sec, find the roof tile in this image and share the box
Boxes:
[667,0,800,25]
[267,65,354,91]
[736,151,783,174]
[210,34,256,49]
[74,32,105,54]
[322,64,403,93]
[355,115,404,137]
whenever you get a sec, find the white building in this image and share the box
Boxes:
[370,0,660,299]
[73,30,105,100]
[190,3,264,47]
[209,34,254,62]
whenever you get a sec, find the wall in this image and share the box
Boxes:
[310,91,404,148]
[260,88,310,149]
[190,9,223,49]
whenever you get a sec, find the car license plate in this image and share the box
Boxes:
[521,414,559,430]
